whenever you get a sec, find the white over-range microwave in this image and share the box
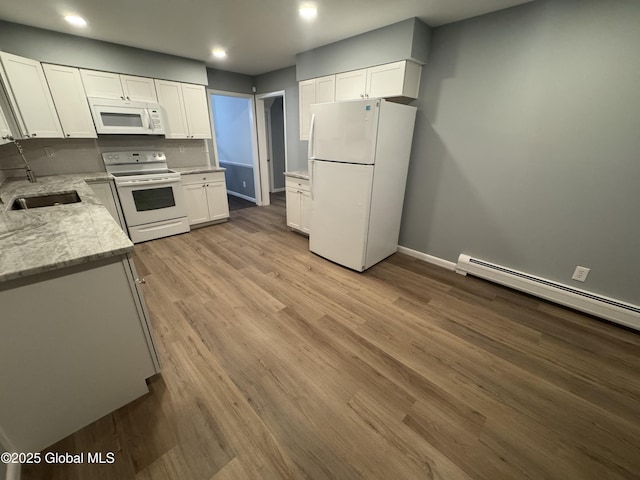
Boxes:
[88,97,165,135]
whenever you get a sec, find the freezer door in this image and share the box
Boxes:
[309,100,379,165]
[309,160,374,271]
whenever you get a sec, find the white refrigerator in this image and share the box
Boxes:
[308,99,417,271]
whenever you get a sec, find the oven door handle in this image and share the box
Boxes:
[116,178,178,187]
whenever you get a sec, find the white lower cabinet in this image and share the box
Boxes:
[182,172,230,226]
[286,177,311,234]
[88,180,126,230]
[0,255,159,452]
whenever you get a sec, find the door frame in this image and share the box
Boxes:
[208,89,262,205]
[255,90,288,206]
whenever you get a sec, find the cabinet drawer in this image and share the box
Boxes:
[181,172,225,185]
[285,177,310,192]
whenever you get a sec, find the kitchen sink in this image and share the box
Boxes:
[11,191,81,210]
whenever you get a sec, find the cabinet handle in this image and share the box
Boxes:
[135,278,146,285]
[66,134,71,137]
[32,133,37,137]
[127,96,130,100]
[120,96,125,100]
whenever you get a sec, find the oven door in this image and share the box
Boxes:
[116,177,187,227]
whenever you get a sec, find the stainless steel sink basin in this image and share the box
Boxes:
[11,191,81,210]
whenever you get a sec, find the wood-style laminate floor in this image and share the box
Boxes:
[23,195,640,479]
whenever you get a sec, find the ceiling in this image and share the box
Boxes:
[0,0,534,76]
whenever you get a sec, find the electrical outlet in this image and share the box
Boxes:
[572,266,590,282]
[242,181,247,188]
[179,145,185,153]
[43,146,55,158]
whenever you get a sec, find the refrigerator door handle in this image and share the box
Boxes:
[308,113,316,160]
[309,159,315,200]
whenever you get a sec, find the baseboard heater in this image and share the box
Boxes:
[455,254,640,331]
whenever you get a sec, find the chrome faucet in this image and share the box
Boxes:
[0,138,37,183]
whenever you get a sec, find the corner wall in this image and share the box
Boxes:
[400,0,640,304]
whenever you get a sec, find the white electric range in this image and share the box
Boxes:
[103,151,189,243]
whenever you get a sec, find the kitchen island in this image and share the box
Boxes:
[0,174,159,453]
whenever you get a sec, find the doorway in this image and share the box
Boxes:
[209,91,261,205]
[255,91,288,207]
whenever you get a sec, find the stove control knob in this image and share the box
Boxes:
[114,155,119,159]
[106,155,112,160]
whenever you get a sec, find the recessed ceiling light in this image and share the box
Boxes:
[212,49,227,59]
[64,15,87,27]
[299,5,317,21]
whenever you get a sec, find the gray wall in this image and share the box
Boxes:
[269,97,286,190]
[255,66,306,171]
[207,68,254,94]
[400,0,640,304]
[221,162,255,200]
[0,21,207,84]
[296,18,430,80]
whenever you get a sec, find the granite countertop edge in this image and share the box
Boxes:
[173,166,226,175]
[284,171,310,180]
[0,173,133,284]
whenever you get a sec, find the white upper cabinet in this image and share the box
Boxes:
[366,61,422,99]
[79,70,123,99]
[42,64,97,138]
[0,104,14,145]
[335,69,368,101]
[299,74,335,140]
[155,79,211,139]
[181,83,211,139]
[120,75,158,102]
[315,75,336,104]
[81,69,157,102]
[335,60,422,101]
[299,79,316,141]
[0,52,63,139]
[155,79,189,138]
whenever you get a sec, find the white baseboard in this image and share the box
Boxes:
[396,246,456,271]
[271,187,285,193]
[227,191,256,202]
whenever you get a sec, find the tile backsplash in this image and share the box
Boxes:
[0,137,212,178]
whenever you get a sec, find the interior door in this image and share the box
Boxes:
[309,160,374,271]
[309,99,379,165]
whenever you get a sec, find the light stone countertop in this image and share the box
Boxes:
[0,173,133,283]
[284,170,310,180]
[172,166,226,175]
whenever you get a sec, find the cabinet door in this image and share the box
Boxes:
[298,79,315,141]
[315,75,335,104]
[205,182,230,221]
[183,183,210,225]
[181,83,212,139]
[155,79,189,139]
[285,187,301,230]
[80,69,124,99]
[0,104,13,145]
[365,61,406,98]
[0,52,63,138]
[43,64,97,139]
[121,75,157,102]
[89,182,124,228]
[300,189,311,234]
[335,69,367,101]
